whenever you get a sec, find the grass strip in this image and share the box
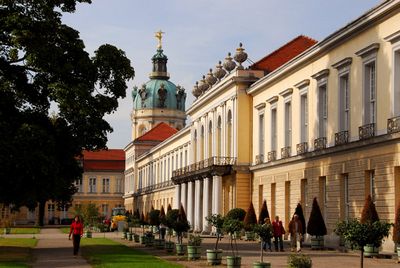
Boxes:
[10,228,40,234]
[81,238,182,268]
[0,238,37,268]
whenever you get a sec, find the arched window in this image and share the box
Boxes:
[217,116,222,157]
[208,121,213,158]
[227,110,232,157]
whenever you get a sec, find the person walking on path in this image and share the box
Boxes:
[288,214,303,252]
[262,218,273,252]
[272,215,285,252]
[69,215,84,257]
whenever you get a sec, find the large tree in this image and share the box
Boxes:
[0,0,135,225]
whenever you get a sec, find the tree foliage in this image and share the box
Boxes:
[148,209,160,227]
[0,0,134,225]
[295,203,306,234]
[306,197,327,236]
[243,202,257,231]
[226,208,246,221]
[205,214,224,250]
[258,200,270,224]
[360,195,379,224]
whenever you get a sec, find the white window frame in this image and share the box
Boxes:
[299,88,309,143]
[258,108,265,157]
[89,177,97,193]
[339,71,350,132]
[102,178,110,193]
[270,105,277,152]
[284,100,292,147]
[318,81,328,138]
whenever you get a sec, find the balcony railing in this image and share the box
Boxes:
[296,142,308,155]
[134,180,174,196]
[359,123,375,140]
[314,137,327,151]
[388,116,400,134]
[267,151,276,162]
[281,146,291,159]
[255,154,264,165]
[335,130,349,146]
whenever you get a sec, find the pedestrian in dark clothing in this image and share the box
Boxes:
[68,215,83,257]
[272,215,285,251]
[262,218,273,252]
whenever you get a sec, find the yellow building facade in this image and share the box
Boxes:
[125,0,400,250]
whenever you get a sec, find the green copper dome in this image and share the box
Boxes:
[132,47,186,111]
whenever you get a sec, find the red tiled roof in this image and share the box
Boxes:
[82,149,125,172]
[250,35,317,72]
[82,149,125,161]
[135,122,178,142]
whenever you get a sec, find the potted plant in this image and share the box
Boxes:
[335,218,390,268]
[244,202,257,241]
[306,198,326,249]
[287,254,312,268]
[360,194,381,257]
[205,214,224,265]
[132,209,140,242]
[165,208,178,253]
[174,204,190,255]
[139,211,147,244]
[226,208,246,240]
[223,218,244,268]
[253,222,273,268]
[295,203,307,243]
[393,200,400,261]
[187,234,202,260]
[147,208,159,247]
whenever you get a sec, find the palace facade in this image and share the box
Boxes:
[124,0,400,251]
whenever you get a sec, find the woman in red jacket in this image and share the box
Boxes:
[68,215,84,257]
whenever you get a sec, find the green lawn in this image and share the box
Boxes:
[81,238,182,268]
[59,227,70,234]
[0,238,37,268]
[10,228,40,234]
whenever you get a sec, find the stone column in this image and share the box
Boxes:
[212,175,223,215]
[181,183,187,212]
[174,184,181,209]
[194,179,203,232]
[202,177,212,233]
[187,181,195,228]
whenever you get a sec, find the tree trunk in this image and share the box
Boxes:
[360,247,364,268]
[38,201,46,227]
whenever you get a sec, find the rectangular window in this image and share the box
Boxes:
[394,50,400,116]
[180,152,183,168]
[172,156,174,171]
[364,61,376,124]
[102,178,110,193]
[47,203,55,219]
[300,94,308,142]
[318,84,327,138]
[89,178,97,193]
[319,176,327,220]
[365,170,375,202]
[271,108,277,151]
[259,113,265,157]
[185,150,188,166]
[339,73,350,131]
[285,101,292,147]
[75,178,83,193]
[116,178,122,193]
[271,183,276,219]
[301,178,308,216]
[101,204,109,216]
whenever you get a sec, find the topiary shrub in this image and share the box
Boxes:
[160,206,166,224]
[287,254,312,268]
[306,197,327,237]
[258,200,270,224]
[243,202,257,231]
[166,208,179,242]
[223,218,243,257]
[175,204,190,244]
[205,214,224,250]
[393,201,400,245]
[226,208,246,221]
[148,209,160,227]
[295,203,306,235]
[360,194,379,224]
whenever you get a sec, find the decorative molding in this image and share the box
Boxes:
[255,103,266,110]
[355,43,380,58]
[294,79,310,89]
[266,95,279,104]
[384,30,400,44]
[332,57,353,69]
[311,69,330,80]
[279,88,293,98]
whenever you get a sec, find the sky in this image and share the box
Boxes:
[62,0,381,149]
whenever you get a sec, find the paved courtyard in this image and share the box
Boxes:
[3,228,399,267]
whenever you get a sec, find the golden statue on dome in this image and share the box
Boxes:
[155,30,165,49]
